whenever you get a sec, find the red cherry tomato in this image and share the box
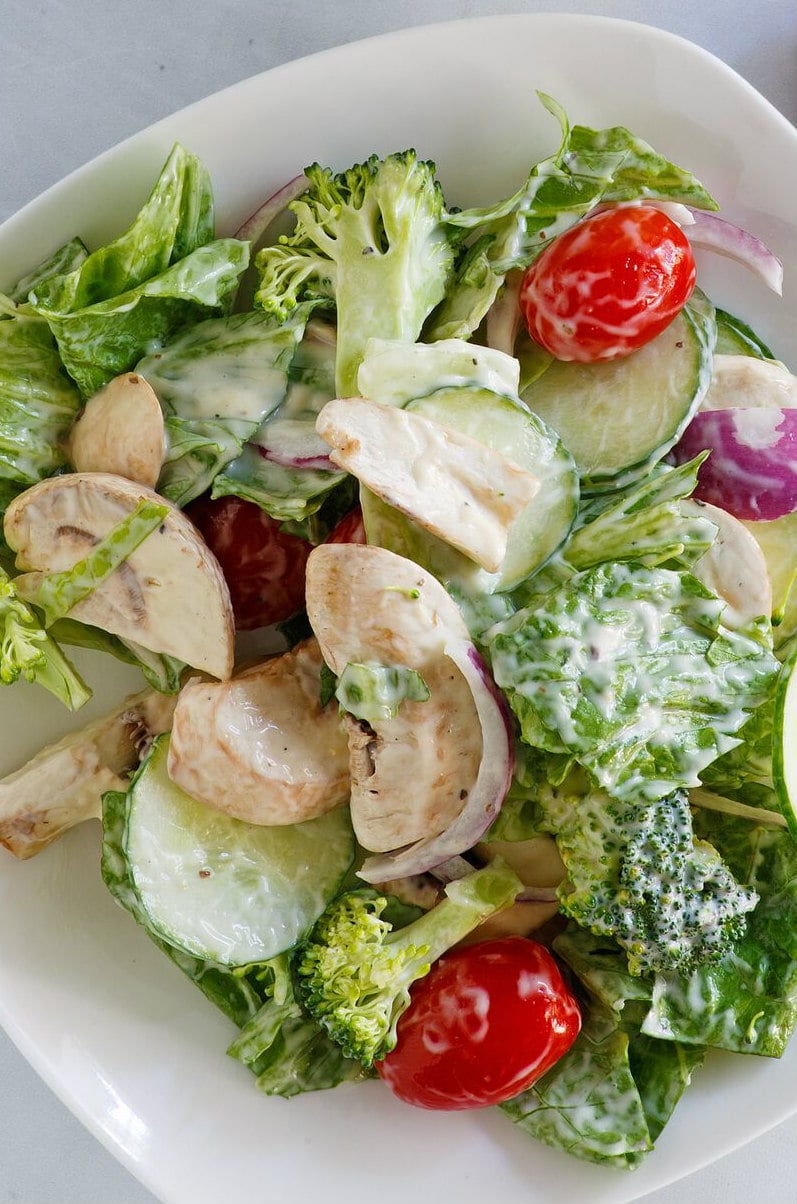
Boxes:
[376,936,581,1110]
[324,506,366,545]
[185,494,311,630]
[519,205,696,363]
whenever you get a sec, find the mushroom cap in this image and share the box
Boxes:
[4,472,234,679]
[305,543,483,851]
[316,397,539,572]
[67,372,165,488]
[167,638,350,825]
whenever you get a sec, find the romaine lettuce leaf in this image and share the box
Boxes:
[211,313,346,522]
[8,237,89,304]
[31,143,214,313]
[500,926,703,1168]
[227,952,369,1097]
[335,662,430,723]
[136,308,309,505]
[32,239,250,397]
[490,562,779,802]
[501,1000,655,1167]
[0,314,82,485]
[430,94,717,339]
[642,815,797,1056]
[49,618,185,695]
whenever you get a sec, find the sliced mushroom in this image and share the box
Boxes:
[305,543,482,852]
[701,355,797,411]
[316,397,539,572]
[4,472,234,679]
[683,498,773,627]
[166,638,350,825]
[0,688,176,859]
[67,373,166,488]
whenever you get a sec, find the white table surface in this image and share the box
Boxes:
[1,1,796,1201]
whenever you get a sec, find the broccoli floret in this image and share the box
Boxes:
[293,859,522,1066]
[255,152,456,396]
[614,791,758,977]
[543,784,758,978]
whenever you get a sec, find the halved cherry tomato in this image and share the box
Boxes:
[519,205,696,363]
[325,506,366,546]
[376,936,581,1110]
[186,496,366,630]
[185,494,311,630]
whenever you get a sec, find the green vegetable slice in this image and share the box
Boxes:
[715,308,775,359]
[490,562,780,802]
[123,734,355,966]
[518,299,714,491]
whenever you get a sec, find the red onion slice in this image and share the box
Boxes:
[357,639,514,884]
[684,207,783,296]
[671,406,797,520]
[234,174,309,244]
[256,418,337,471]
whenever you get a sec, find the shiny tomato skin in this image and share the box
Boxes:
[324,506,366,545]
[185,494,311,630]
[520,205,696,363]
[376,936,581,1110]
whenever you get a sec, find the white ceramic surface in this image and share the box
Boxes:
[1,14,796,1204]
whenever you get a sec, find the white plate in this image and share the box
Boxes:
[1,14,796,1204]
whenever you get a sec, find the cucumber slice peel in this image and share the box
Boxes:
[715,308,776,360]
[123,734,355,966]
[518,297,715,492]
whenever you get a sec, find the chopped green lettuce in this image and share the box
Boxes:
[501,927,703,1168]
[136,308,310,506]
[431,93,717,339]
[32,239,250,397]
[0,570,90,709]
[49,618,185,695]
[0,314,82,485]
[490,562,779,802]
[8,237,89,304]
[25,143,249,396]
[335,662,430,723]
[31,144,214,313]
[227,952,369,1097]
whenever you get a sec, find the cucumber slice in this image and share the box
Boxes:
[516,327,554,392]
[773,643,797,837]
[744,510,797,654]
[715,308,776,360]
[362,385,578,593]
[123,734,355,966]
[518,299,715,492]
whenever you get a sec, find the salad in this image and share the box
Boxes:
[0,91,795,1172]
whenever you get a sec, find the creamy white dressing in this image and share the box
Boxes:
[732,407,788,450]
[357,336,520,404]
[317,397,539,573]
